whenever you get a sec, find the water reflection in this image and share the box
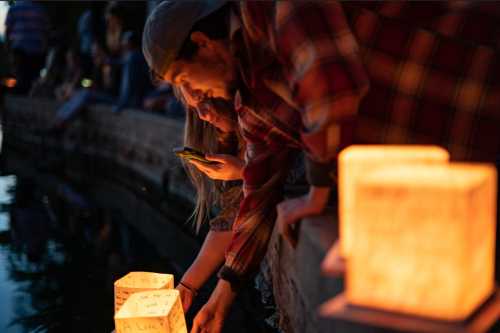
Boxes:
[0,174,178,333]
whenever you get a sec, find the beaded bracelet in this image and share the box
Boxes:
[179,281,198,297]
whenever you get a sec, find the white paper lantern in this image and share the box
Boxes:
[338,145,449,258]
[347,163,497,320]
[115,289,187,333]
[114,272,174,313]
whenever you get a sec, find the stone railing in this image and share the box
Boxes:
[2,95,194,203]
[1,95,378,333]
[264,212,371,333]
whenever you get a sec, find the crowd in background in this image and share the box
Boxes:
[3,0,183,118]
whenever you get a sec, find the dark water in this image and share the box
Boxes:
[0,174,185,333]
[0,103,275,332]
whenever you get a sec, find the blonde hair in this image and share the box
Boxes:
[175,87,241,233]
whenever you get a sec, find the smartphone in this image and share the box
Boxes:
[173,147,218,164]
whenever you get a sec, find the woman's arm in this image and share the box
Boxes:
[177,229,233,312]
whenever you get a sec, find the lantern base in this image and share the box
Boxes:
[320,288,500,333]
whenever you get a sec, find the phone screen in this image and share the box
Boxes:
[173,147,218,164]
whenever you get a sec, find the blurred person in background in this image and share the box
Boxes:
[113,30,152,113]
[53,46,83,101]
[78,9,95,78]
[47,39,117,133]
[143,82,184,117]
[5,0,49,94]
[105,1,127,56]
[48,30,152,133]
[29,35,67,99]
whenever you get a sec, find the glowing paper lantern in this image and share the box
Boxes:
[115,289,187,333]
[338,145,449,257]
[347,163,497,320]
[114,272,174,313]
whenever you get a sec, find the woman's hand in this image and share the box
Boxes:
[190,280,235,333]
[176,283,196,313]
[188,154,244,181]
[190,302,225,333]
[177,231,232,315]
[277,186,330,247]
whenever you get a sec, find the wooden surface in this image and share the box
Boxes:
[321,288,500,333]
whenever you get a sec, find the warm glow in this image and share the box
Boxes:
[115,289,187,333]
[114,272,174,313]
[338,145,449,258]
[81,78,93,88]
[2,78,17,88]
[347,163,497,320]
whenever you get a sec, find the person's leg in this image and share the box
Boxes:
[53,90,92,129]
[52,89,116,130]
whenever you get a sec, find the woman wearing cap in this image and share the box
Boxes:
[142,2,331,332]
[143,3,247,321]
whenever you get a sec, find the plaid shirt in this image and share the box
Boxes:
[219,1,500,286]
[345,1,500,162]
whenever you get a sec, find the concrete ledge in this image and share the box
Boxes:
[265,211,343,333]
[2,95,195,202]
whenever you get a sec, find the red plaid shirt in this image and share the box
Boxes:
[219,1,500,286]
[345,1,500,162]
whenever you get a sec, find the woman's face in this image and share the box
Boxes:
[163,32,238,132]
[179,83,235,133]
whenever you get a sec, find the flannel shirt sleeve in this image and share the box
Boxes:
[218,142,293,289]
[273,1,369,186]
[217,2,369,288]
